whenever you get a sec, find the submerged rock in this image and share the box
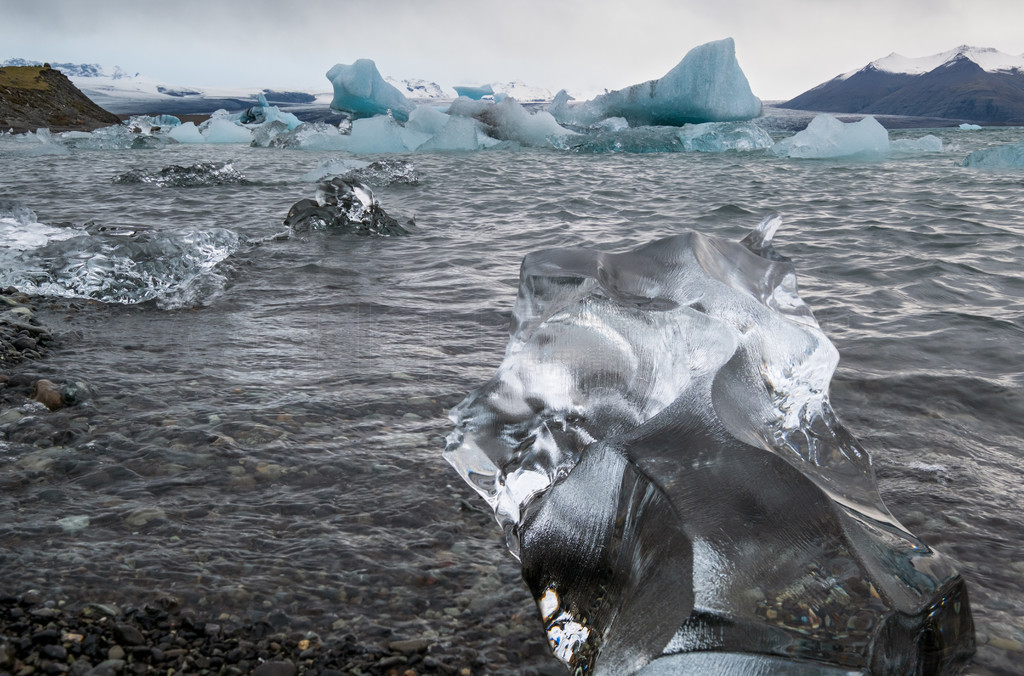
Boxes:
[445,214,975,674]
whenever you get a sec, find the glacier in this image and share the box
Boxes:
[551,38,762,127]
[326,59,414,122]
[445,215,975,675]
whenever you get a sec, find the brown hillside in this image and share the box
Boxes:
[0,64,121,133]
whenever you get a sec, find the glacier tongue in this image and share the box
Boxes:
[445,215,974,675]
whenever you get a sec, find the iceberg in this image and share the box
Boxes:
[284,177,409,236]
[771,114,890,158]
[448,97,576,148]
[960,140,1024,168]
[552,39,762,127]
[959,123,983,130]
[453,84,494,100]
[326,59,414,122]
[240,93,303,131]
[891,134,944,153]
[445,215,975,675]
[566,121,774,154]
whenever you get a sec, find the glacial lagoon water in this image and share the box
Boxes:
[1,120,1023,674]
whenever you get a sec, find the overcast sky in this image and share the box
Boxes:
[3,0,1023,100]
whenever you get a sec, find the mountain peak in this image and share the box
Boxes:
[864,45,1024,76]
[784,43,1024,124]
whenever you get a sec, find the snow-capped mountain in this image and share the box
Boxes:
[783,46,1024,125]
[385,77,456,100]
[489,81,553,102]
[3,58,556,114]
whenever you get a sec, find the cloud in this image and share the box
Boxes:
[3,0,1023,98]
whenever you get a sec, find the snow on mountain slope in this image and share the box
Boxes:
[840,45,1024,79]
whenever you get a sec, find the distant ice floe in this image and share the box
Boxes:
[959,123,983,131]
[770,114,943,159]
[961,139,1024,168]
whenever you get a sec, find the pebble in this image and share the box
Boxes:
[55,515,90,533]
[30,379,63,411]
[252,660,297,676]
[123,507,167,527]
[987,636,1024,652]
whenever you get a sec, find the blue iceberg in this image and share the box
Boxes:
[771,114,890,159]
[961,140,1024,168]
[445,215,974,675]
[453,84,495,100]
[326,59,414,121]
[552,38,762,127]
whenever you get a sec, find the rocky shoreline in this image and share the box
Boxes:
[0,290,564,676]
[0,593,563,676]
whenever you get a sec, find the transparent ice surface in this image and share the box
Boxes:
[445,215,974,675]
[0,223,240,308]
[284,177,409,237]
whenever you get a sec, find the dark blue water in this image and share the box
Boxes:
[1,122,1022,674]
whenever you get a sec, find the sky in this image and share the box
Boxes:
[3,0,1024,101]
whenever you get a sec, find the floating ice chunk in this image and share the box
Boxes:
[199,118,254,144]
[960,139,1024,168]
[64,124,167,150]
[771,114,890,158]
[0,223,240,308]
[959,123,983,130]
[113,161,247,187]
[553,39,762,127]
[242,92,303,131]
[300,157,371,182]
[405,105,451,136]
[445,214,975,675]
[891,134,943,153]
[417,115,501,151]
[273,122,352,151]
[448,97,576,148]
[345,114,430,153]
[326,59,414,121]
[453,84,494,100]
[12,128,69,155]
[284,177,409,236]
[301,158,418,185]
[566,121,773,154]
[124,114,181,133]
[168,122,205,144]
[0,202,79,250]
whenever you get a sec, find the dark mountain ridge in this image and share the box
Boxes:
[0,64,121,132]
[783,46,1024,125]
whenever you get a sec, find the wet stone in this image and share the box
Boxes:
[252,660,296,676]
